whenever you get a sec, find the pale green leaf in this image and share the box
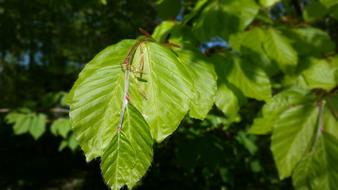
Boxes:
[67,135,79,151]
[302,58,336,91]
[29,114,47,140]
[68,39,192,160]
[68,40,136,160]
[263,28,298,73]
[11,114,32,135]
[100,105,153,190]
[6,112,47,139]
[130,42,193,141]
[51,118,71,138]
[271,104,319,179]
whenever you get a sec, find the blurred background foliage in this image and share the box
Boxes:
[0,0,337,189]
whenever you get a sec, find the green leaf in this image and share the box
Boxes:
[329,4,338,19]
[301,57,337,92]
[250,88,315,135]
[229,27,278,75]
[29,113,47,140]
[215,83,244,122]
[58,134,79,152]
[271,104,319,179]
[100,0,107,5]
[263,28,298,73]
[176,49,217,119]
[51,118,71,138]
[303,1,328,22]
[68,40,136,160]
[259,0,280,7]
[130,42,193,141]
[320,0,338,8]
[152,21,176,43]
[214,54,271,101]
[155,0,181,20]
[59,140,68,151]
[68,39,192,154]
[323,106,338,138]
[6,113,32,135]
[67,135,79,151]
[192,0,259,40]
[293,132,338,190]
[168,25,199,49]
[100,105,153,190]
[236,131,258,155]
[282,27,335,56]
[5,111,47,139]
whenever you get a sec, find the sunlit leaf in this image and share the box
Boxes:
[100,105,153,190]
[176,49,217,119]
[283,27,335,56]
[301,57,337,91]
[263,28,298,73]
[152,21,176,43]
[215,83,243,122]
[271,104,319,179]
[230,27,278,75]
[214,54,271,101]
[259,0,280,7]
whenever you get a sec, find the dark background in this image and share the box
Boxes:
[2,0,335,189]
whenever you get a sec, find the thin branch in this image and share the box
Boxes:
[117,40,144,132]
[0,108,10,113]
[291,0,303,18]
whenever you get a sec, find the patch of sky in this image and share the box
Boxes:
[199,36,229,54]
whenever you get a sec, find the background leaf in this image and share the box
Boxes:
[214,54,271,101]
[192,0,259,41]
[301,57,337,91]
[263,28,298,73]
[51,118,71,138]
[176,49,217,119]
